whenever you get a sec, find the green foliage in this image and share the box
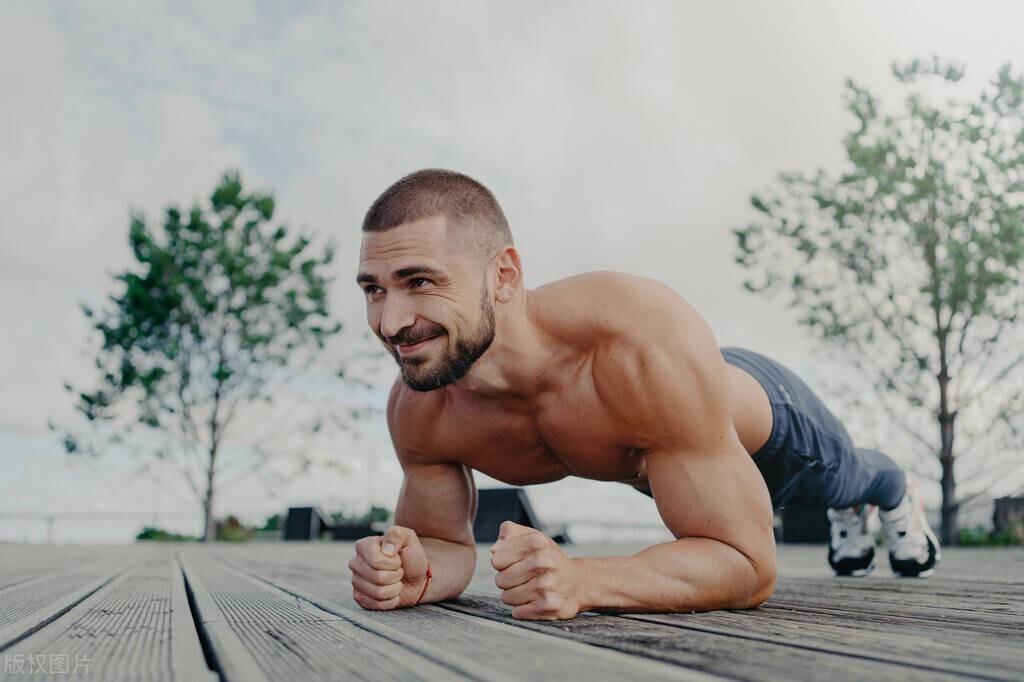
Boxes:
[957,525,1021,546]
[68,170,340,433]
[736,58,1024,358]
[57,171,343,540]
[135,526,199,542]
[258,513,281,531]
[216,515,251,542]
[735,58,1024,542]
[331,505,392,526]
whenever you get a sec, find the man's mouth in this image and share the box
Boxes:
[395,335,441,355]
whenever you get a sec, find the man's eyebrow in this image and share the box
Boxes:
[356,266,445,286]
[393,266,445,280]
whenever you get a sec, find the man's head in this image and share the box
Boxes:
[357,169,518,391]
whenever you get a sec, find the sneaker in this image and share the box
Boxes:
[879,477,941,577]
[827,505,877,576]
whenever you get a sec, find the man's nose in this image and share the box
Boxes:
[379,295,417,340]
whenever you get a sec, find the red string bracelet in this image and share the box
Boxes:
[413,562,432,606]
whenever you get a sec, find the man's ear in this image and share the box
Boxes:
[493,247,523,303]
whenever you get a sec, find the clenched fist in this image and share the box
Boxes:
[349,525,431,610]
[490,521,582,620]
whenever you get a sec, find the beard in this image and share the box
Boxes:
[388,288,496,392]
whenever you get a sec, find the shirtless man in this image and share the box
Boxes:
[348,169,941,621]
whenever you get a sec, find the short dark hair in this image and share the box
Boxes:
[362,169,513,259]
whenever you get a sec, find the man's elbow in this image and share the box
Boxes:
[739,559,776,609]
[725,546,777,610]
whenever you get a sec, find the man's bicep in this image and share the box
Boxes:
[646,436,774,564]
[648,354,774,563]
[393,459,477,546]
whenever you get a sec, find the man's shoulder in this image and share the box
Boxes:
[543,274,726,448]
[533,270,699,343]
[536,269,671,301]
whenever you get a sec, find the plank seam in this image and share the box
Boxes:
[222,551,722,680]
[213,553,718,682]
[0,574,54,595]
[171,554,221,682]
[210,554,514,682]
[179,553,270,682]
[0,560,131,653]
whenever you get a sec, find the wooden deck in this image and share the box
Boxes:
[0,543,1020,681]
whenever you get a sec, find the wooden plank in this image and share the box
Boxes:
[443,591,974,682]
[762,580,1023,637]
[215,544,974,682]
[621,610,1021,681]
[0,548,136,651]
[211,545,711,681]
[3,548,216,681]
[466,550,1020,679]
[0,545,113,592]
[208,543,1022,681]
[771,577,1024,614]
[0,561,56,593]
[180,549,472,682]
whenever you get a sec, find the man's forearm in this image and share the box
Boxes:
[417,536,477,603]
[574,537,776,613]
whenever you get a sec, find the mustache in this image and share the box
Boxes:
[386,328,445,346]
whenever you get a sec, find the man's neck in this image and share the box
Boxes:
[452,288,560,401]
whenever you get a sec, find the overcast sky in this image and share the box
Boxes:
[3,1,1023,542]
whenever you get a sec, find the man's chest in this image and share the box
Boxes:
[430,391,650,486]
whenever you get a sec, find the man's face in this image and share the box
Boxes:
[357,215,496,391]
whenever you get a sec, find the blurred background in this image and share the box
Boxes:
[2,1,1022,547]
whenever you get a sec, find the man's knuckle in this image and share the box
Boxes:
[532,554,554,571]
[389,525,414,540]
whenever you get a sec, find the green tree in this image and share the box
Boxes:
[734,58,1024,544]
[56,171,343,541]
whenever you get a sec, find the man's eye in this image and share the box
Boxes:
[364,286,383,297]
[409,278,431,288]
